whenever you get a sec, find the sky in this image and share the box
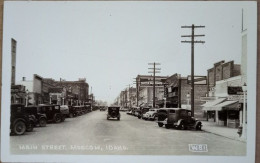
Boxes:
[3,1,249,104]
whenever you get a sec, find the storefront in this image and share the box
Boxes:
[203,99,241,128]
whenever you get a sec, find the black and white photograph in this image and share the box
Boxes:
[0,1,257,163]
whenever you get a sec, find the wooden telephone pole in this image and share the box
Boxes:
[148,62,161,108]
[181,24,205,117]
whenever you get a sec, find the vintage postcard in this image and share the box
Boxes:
[0,1,257,163]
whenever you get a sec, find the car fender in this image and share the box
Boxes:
[177,119,183,126]
[195,121,202,127]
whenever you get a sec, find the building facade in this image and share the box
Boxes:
[135,75,167,107]
[165,73,207,119]
[202,60,243,128]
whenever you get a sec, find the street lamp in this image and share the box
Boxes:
[241,83,247,140]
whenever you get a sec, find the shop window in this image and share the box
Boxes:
[208,111,215,119]
[228,110,239,120]
[218,111,227,121]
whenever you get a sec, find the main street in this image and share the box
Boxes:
[10,110,246,155]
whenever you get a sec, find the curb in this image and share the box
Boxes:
[202,129,246,143]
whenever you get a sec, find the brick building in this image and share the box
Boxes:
[207,60,241,94]
[165,73,207,119]
[202,60,243,128]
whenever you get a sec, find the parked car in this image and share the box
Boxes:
[138,107,150,119]
[37,104,65,123]
[60,105,69,120]
[107,106,120,120]
[157,108,202,130]
[84,102,92,112]
[72,106,84,116]
[100,106,106,111]
[142,108,159,121]
[24,106,47,127]
[133,107,140,117]
[68,105,77,118]
[126,110,133,115]
[10,104,36,135]
[120,107,128,112]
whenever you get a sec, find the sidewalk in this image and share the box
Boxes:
[201,121,246,143]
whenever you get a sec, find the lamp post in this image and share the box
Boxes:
[241,83,247,140]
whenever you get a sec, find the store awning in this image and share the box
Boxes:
[212,100,239,111]
[201,98,226,109]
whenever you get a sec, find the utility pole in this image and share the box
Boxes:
[148,62,161,107]
[181,24,205,117]
[133,77,140,107]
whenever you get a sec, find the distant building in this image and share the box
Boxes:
[135,75,168,107]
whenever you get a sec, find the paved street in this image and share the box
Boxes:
[10,110,246,155]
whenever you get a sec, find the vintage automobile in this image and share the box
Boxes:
[133,107,140,117]
[37,104,65,123]
[142,108,159,121]
[138,107,150,119]
[24,106,47,127]
[157,108,202,130]
[126,110,133,115]
[100,106,107,111]
[84,104,92,113]
[107,106,121,120]
[60,105,69,120]
[73,106,84,116]
[10,104,36,135]
[68,105,77,118]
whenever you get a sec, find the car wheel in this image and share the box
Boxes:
[107,117,109,120]
[158,123,163,127]
[54,114,62,123]
[117,117,120,121]
[13,120,26,135]
[165,124,170,129]
[196,123,202,130]
[179,122,186,130]
[39,118,47,127]
[61,115,65,122]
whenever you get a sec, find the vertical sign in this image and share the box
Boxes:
[11,38,17,85]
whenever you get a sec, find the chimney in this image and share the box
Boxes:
[22,77,26,81]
